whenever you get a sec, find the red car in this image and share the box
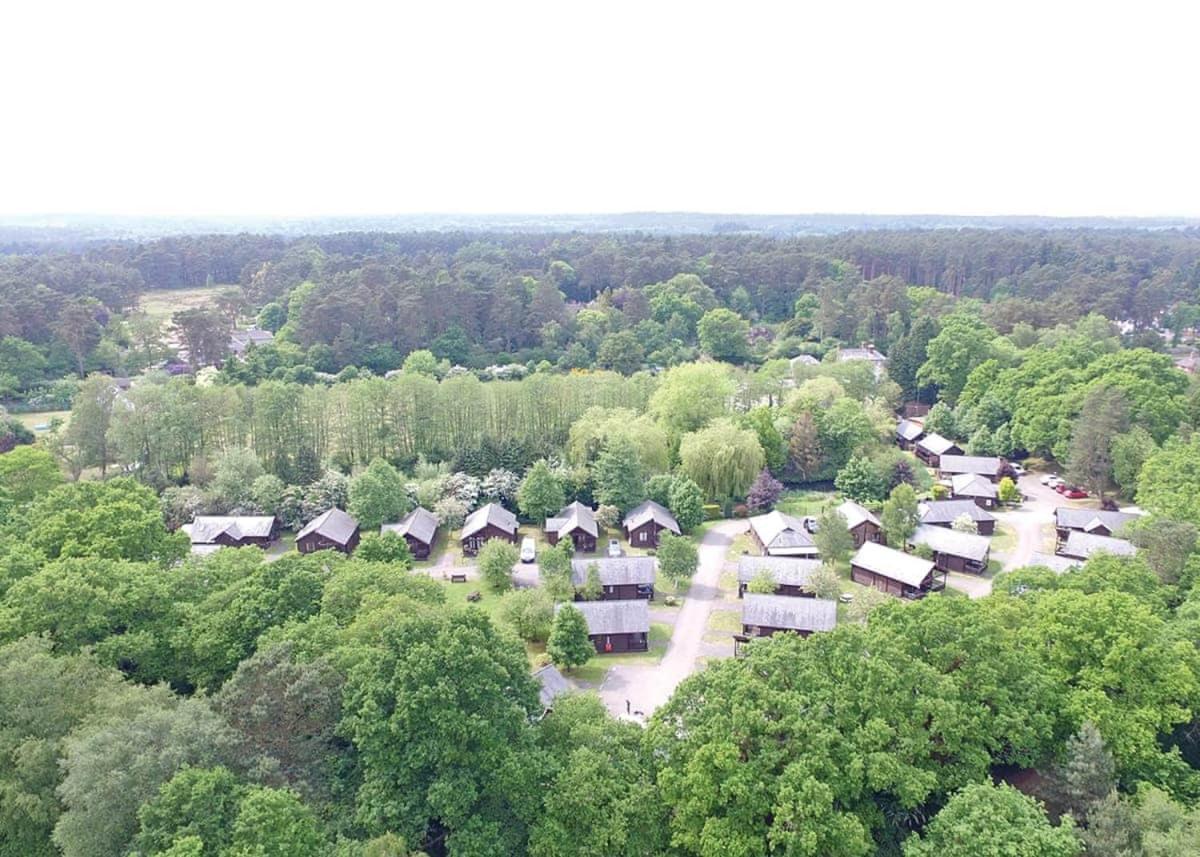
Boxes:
[1063,488,1089,499]
[1055,483,1068,494]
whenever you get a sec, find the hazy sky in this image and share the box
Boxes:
[3,1,1197,217]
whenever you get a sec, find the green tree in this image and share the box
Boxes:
[580,562,603,601]
[1138,435,1200,527]
[835,455,885,503]
[679,419,764,501]
[922,401,958,438]
[916,312,997,404]
[697,308,750,362]
[747,568,778,594]
[595,330,645,375]
[656,533,699,588]
[880,483,920,548]
[65,374,120,476]
[402,348,443,377]
[518,460,566,523]
[787,412,824,481]
[1111,426,1158,496]
[668,476,705,534]
[0,445,63,505]
[813,508,854,566]
[478,539,519,593]
[354,531,414,566]
[806,563,843,600]
[739,407,787,474]
[649,362,736,435]
[133,766,244,857]
[1052,722,1115,824]
[592,436,646,513]
[1065,386,1129,500]
[500,588,555,642]
[209,446,265,511]
[349,458,411,530]
[903,782,1079,857]
[1126,516,1197,584]
[225,786,326,857]
[997,476,1021,504]
[548,605,593,670]
[539,540,575,602]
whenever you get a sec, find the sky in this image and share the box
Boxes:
[2,0,1198,218]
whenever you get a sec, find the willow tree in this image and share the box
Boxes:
[678,418,764,501]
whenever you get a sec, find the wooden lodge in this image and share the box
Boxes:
[908,524,991,574]
[949,473,998,509]
[184,515,279,554]
[1053,508,1139,548]
[545,501,598,552]
[296,508,360,555]
[739,593,837,645]
[895,418,925,451]
[534,664,572,718]
[837,499,884,548]
[915,433,962,468]
[938,454,1005,484]
[736,555,821,598]
[460,502,519,556]
[1058,531,1137,561]
[566,600,650,654]
[381,506,439,559]
[570,556,656,600]
[622,500,680,548]
[850,541,944,599]
[747,510,820,557]
[919,499,996,535]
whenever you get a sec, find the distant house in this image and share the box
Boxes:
[381,506,439,559]
[736,555,821,598]
[1028,552,1082,574]
[228,327,274,359]
[545,501,599,553]
[915,433,963,468]
[534,664,572,717]
[949,473,998,509]
[564,600,650,654]
[461,502,519,556]
[570,556,656,600]
[938,454,1004,483]
[850,542,944,599]
[747,510,820,558]
[622,500,680,548]
[184,515,279,553]
[836,343,887,378]
[908,524,990,574]
[1058,531,1137,561]
[740,593,837,640]
[1053,508,1139,547]
[895,419,925,451]
[837,499,884,548]
[919,499,996,535]
[297,508,360,555]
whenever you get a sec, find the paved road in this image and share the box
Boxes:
[598,519,746,722]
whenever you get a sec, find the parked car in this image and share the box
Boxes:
[1055,483,1068,494]
[607,538,622,558]
[1064,488,1089,499]
[520,537,536,563]
[1039,474,1055,486]
[1010,463,1026,477]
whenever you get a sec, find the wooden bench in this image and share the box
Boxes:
[450,573,468,584]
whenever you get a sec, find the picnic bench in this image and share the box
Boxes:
[450,572,468,583]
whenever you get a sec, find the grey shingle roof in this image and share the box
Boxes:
[837,499,881,530]
[939,454,1002,476]
[951,473,998,499]
[461,502,519,538]
[570,556,656,587]
[546,501,598,539]
[296,508,359,545]
[909,524,991,563]
[742,593,837,633]
[851,542,935,587]
[1028,552,1082,574]
[748,511,819,555]
[1059,531,1138,560]
[896,419,925,441]
[917,433,959,456]
[622,500,680,534]
[381,506,438,544]
[562,600,650,636]
[736,555,821,587]
[919,499,996,525]
[188,515,276,544]
[534,664,572,709]
[1054,508,1139,535]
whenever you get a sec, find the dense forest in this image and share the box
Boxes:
[5,226,1200,855]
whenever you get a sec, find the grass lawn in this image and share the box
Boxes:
[990,523,1017,554]
[14,410,71,432]
[726,531,755,563]
[776,489,836,516]
[138,285,231,322]
[706,608,742,634]
[568,622,673,684]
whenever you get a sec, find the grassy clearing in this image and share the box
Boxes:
[990,523,1017,554]
[776,489,836,516]
[568,622,673,684]
[726,532,754,563]
[707,608,742,634]
[137,285,231,322]
[14,410,71,432]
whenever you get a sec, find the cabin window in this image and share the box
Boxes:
[639,530,648,543]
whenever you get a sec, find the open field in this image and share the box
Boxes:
[13,410,71,432]
[137,285,231,322]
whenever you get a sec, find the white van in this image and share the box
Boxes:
[520,537,536,563]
